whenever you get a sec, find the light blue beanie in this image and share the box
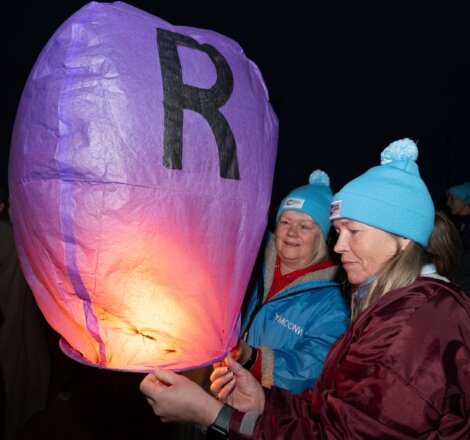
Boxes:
[329,138,435,247]
[276,169,333,239]
[448,182,470,204]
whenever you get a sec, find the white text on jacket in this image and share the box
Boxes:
[274,313,304,336]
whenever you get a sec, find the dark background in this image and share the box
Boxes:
[1,0,469,206]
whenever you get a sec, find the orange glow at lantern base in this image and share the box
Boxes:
[57,225,231,372]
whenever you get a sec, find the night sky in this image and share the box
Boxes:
[2,1,469,206]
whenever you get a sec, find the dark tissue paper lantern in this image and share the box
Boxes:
[9,1,278,371]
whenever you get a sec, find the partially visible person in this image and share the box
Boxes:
[422,208,461,280]
[446,182,470,248]
[0,184,51,440]
[446,182,470,294]
[140,138,470,439]
[234,170,348,394]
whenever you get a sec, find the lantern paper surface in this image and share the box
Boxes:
[8,1,278,371]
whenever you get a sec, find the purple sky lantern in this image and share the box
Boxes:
[8,1,278,371]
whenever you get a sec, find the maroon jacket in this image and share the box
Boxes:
[229,278,470,439]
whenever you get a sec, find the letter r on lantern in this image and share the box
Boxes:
[156,28,240,180]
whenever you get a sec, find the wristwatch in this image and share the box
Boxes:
[243,345,258,370]
[206,403,235,439]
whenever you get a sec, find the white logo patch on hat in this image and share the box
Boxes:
[283,198,305,209]
[329,200,343,219]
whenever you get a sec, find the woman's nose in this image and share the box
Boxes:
[287,224,298,236]
[333,234,347,253]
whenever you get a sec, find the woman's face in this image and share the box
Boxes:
[275,210,322,271]
[332,219,408,285]
[446,194,468,216]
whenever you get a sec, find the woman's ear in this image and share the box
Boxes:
[400,237,411,251]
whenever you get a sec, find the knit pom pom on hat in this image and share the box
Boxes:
[309,169,330,187]
[330,138,435,247]
[277,169,333,239]
[380,138,418,164]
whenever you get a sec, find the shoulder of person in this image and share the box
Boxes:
[362,278,470,332]
[346,279,470,368]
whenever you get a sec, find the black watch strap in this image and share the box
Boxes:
[243,346,258,370]
[206,404,235,439]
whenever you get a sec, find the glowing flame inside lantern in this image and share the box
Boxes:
[59,223,226,371]
[56,215,231,370]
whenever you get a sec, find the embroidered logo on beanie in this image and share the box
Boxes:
[283,198,305,209]
[329,200,342,219]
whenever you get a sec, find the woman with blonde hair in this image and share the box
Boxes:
[140,139,470,439]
